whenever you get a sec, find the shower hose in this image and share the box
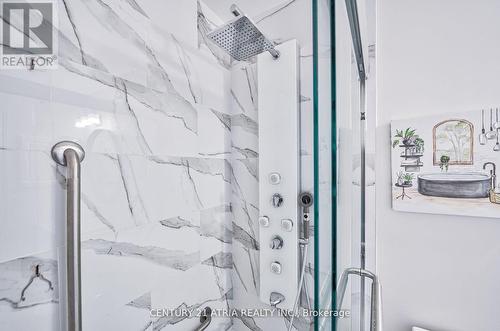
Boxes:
[288,242,309,331]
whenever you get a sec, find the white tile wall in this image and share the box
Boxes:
[0,1,233,330]
[0,0,320,330]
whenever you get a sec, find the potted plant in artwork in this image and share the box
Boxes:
[402,172,415,185]
[439,155,450,171]
[393,127,424,172]
[392,128,417,148]
[396,171,405,185]
[414,137,425,153]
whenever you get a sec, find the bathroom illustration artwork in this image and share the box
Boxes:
[391,109,500,219]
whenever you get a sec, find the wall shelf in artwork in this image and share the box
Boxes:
[401,162,424,168]
[398,144,423,171]
[400,154,423,158]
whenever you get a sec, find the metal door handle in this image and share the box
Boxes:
[337,268,382,331]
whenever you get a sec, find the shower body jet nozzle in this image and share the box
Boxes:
[270,292,285,307]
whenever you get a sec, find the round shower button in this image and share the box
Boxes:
[281,219,293,232]
[259,216,270,227]
[269,172,281,185]
[270,261,282,274]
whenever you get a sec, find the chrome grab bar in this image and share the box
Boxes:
[337,268,382,331]
[51,141,85,331]
[195,306,212,331]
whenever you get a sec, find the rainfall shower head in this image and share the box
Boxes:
[207,6,279,61]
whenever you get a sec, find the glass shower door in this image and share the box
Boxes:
[314,0,377,330]
[313,0,334,330]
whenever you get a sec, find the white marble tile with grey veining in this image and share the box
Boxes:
[199,205,233,245]
[52,59,231,159]
[79,193,232,325]
[230,155,261,306]
[2,91,52,153]
[0,150,65,263]
[0,251,60,331]
[53,1,230,159]
[230,63,259,158]
[81,241,188,329]
[197,105,232,158]
[197,1,232,69]
[230,63,258,117]
[79,152,231,239]
[137,0,198,48]
[146,36,232,113]
[255,0,313,56]
[150,259,233,326]
[86,291,153,331]
[230,156,259,240]
[83,239,199,271]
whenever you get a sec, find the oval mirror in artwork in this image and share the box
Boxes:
[433,119,474,166]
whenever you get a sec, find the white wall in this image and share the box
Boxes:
[376,0,500,330]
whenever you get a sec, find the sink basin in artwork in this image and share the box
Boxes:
[417,172,491,198]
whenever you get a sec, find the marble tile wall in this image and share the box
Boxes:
[0,0,323,330]
[0,0,233,330]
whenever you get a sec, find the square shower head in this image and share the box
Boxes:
[207,15,276,61]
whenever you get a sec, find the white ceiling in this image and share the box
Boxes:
[202,0,289,22]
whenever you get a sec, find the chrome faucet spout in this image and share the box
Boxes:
[483,162,497,188]
[483,162,496,173]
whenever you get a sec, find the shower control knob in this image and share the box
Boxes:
[270,235,284,250]
[271,193,284,208]
[270,261,282,274]
[281,219,293,232]
[269,172,281,185]
[259,216,270,227]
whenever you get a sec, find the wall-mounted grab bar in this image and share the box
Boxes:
[336,268,382,331]
[195,306,212,331]
[51,141,85,331]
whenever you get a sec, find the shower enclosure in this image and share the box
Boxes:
[0,0,375,330]
[325,0,379,331]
